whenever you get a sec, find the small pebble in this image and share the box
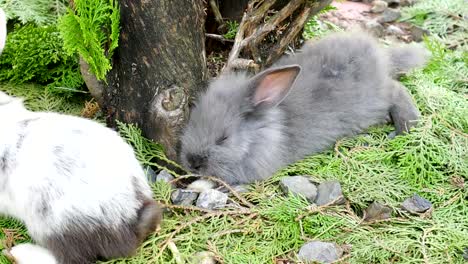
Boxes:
[401,194,432,214]
[196,189,228,209]
[371,0,388,13]
[410,25,429,42]
[280,176,317,203]
[144,166,158,182]
[187,179,216,192]
[155,169,175,183]
[315,181,345,206]
[365,20,385,37]
[364,201,392,221]
[298,241,343,264]
[171,189,199,206]
[386,25,404,36]
[378,8,401,23]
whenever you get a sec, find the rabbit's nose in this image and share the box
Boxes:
[187,154,207,171]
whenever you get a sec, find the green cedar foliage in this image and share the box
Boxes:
[58,0,120,81]
[0,24,84,94]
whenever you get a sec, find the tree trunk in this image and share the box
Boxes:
[103,0,207,159]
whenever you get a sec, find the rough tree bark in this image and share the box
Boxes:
[103,0,207,159]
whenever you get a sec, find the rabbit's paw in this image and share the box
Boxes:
[5,244,57,264]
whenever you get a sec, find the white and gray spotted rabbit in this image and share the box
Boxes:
[180,32,428,184]
[0,90,162,264]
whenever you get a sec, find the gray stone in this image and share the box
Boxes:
[371,0,388,13]
[187,179,216,192]
[377,8,401,23]
[144,166,158,182]
[315,181,345,206]
[364,202,392,221]
[463,247,468,260]
[298,241,343,263]
[279,176,317,203]
[196,189,228,209]
[155,169,175,183]
[401,194,432,214]
[365,20,385,37]
[171,189,199,206]
[410,25,429,42]
[386,25,404,36]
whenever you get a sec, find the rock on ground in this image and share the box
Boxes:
[155,169,175,183]
[365,20,385,37]
[371,0,388,13]
[378,8,401,23]
[171,189,199,206]
[386,25,404,36]
[144,166,158,182]
[401,194,432,214]
[280,176,317,203]
[410,25,430,42]
[364,201,392,221]
[187,179,216,192]
[315,181,345,206]
[196,189,228,210]
[298,241,343,264]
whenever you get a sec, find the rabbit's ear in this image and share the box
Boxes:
[0,8,7,54]
[248,65,301,110]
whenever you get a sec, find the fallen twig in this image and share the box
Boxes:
[167,240,184,264]
[205,33,235,43]
[296,196,345,221]
[153,209,252,261]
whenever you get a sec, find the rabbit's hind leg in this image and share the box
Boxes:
[389,81,420,135]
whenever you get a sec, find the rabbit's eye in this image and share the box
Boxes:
[216,135,228,145]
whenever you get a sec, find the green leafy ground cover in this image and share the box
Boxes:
[0,0,467,263]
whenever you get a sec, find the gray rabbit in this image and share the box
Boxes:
[180,32,428,184]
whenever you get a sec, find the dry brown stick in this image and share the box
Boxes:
[228,58,260,71]
[264,5,312,66]
[421,226,436,264]
[295,195,344,221]
[167,240,184,264]
[209,0,224,27]
[170,174,255,208]
[161,202,214,214]
[224,10,251,72]
[224,0,276,72]
[153,209,252,261]
[264,0,333,66]
[205,33,235,43]
[245,0,305,48]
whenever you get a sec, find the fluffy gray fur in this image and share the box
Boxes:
[180,32,427,184]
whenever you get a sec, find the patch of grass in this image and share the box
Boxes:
[222,20,239,40]
[0,24,84,94]
[400,0,468,48]
[0,83,85,114]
